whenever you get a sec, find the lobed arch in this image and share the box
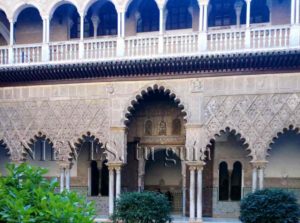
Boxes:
[266,125,300,161]
[12,3,43,23]
[83,0,119,15]
[24,131,56,160]
[122,83,190,126]
[47,0,80,19]
[204,127,253,161]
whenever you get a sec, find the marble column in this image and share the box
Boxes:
[115,165,122,198]
[234,1,243,27]
[182,161,186,217]
[91,15,100,38]
[8,20,14,64]
[252,166,257,192]
[158,7,164,54]
[258,167,265,190]
[60,168,65,192]
[291,0,296,24]
[189,166,196,221]
[65,168,70,191]
[246,0,252,28]
[196,166,203,222]
[108,166,115,215]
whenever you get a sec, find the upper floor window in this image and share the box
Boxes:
[137,0,159,32]
[209,0,236,27]
[166,0,192,30]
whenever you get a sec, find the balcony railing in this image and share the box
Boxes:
[0,24,296,66]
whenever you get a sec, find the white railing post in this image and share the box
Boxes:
[117,10,125,57]
[8,20,14,64]
[42,18,50,62]
[79,13,85,59]
[245,0,252,48]
[290,0,300,47]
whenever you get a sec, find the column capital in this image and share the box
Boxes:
[186,161,205,170]
[197,0,209,6]
[107,161,123,170]
[251,160,268,169]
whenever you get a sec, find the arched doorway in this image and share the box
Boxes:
[265,127,300,201]
[122,87,186,215]
[207,128,251,218]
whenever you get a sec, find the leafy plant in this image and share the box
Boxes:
[0,163,95,223]
[240,188,300,223]
[112,191,172,223]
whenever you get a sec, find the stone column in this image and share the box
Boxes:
[117,10,125,57]
[251,165,258,192]
[258,163,266,190]
[290,0,300,46]
[189,165,196,221]
[196,165,203,222]
[60,167,65,192]
[91,15,100,38]
[8,20,14,64]
[245,0,252,48]
[197,0,209,51]
[42,18,50,62]
[65,168,70,191]
[234,0,243,27]
[181,161,186,217]
[158,6,164,54]
[79,13,85,59]
[108,165,115,215]
[115,164,122,198]
[245,0,251,28]
[291,0,296,24]
[296,0,300,24]
[138,157,145,192]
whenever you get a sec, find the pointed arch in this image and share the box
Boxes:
[122,84,190,126]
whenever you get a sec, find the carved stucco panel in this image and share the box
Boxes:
[0,98,111,162]
[203,93,300,162]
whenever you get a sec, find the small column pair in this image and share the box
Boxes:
[59,163,71,192]
[108,162,123,215]
[251,161,267,192]
[188,161,205,223]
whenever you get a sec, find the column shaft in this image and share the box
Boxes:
[203,5,208,32]
[258,168,264,190]
[189,168,195,221]
[159,8,164,35]
[60,168,65,192]
[246,0,251,28]
[121,12,125,38]
[199,5,204,32]
[116,168,121,198]
[291,0,296,24]
[196,168,203,222]
[109,167,115,215]
[118,12,121,38]
[9,21,14,46]
[296,0,300,24]
[80,15,84,40]
[65,168,70,191]
[252,167,257,192]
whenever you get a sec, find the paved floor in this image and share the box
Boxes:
[95,215,241,223]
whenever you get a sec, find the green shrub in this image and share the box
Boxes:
[240,188,300,223]
[0,163,95,223]
[112,191,172,223]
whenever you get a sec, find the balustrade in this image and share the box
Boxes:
[125,36,159,57]
[84,38,117,59]
[13,44,42,64]
[0,24,295,66]
[164,33,198,54]
[49,41,79,62]
[208,29,246,51]
[251,25,290,49]
[0,47,8,65]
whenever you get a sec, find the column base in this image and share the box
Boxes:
[189,219,203,223]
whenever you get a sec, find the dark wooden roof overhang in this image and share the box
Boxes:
[1,49,300,86]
